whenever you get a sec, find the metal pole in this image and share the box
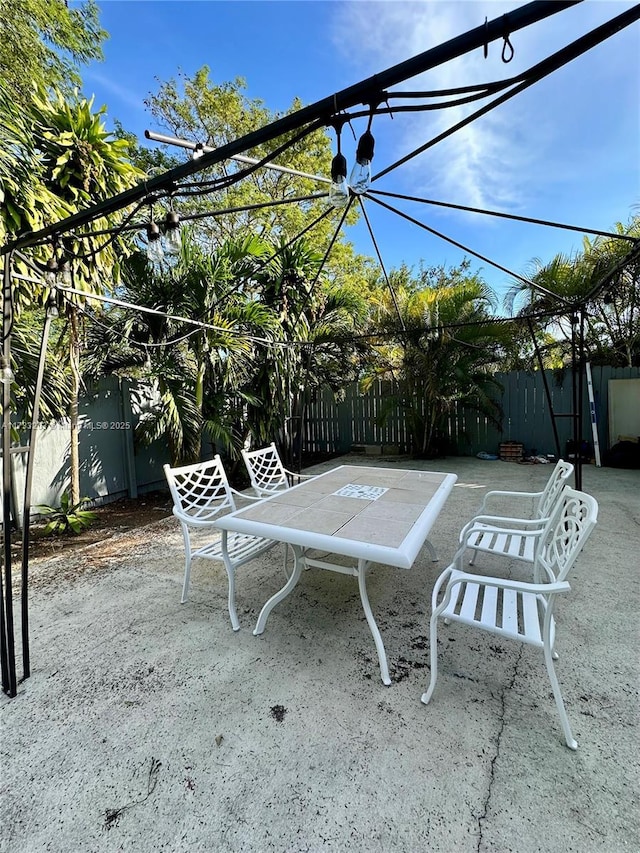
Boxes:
[527,317,562,458]
[3,1,583,254]
[576,307,587,488]
[585,361,602,467]
[1,252,17,696]
[144,131,331,184]
[20,300,55,679]
[570,312,582,490]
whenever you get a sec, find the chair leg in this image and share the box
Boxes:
[543,644,577,750]
[180,532,193,603]
[468,548,478,566]
[180,555,192,603]
[421,613,440,704]
[549,619,559,660]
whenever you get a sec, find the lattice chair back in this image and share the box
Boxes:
[535,485,599,585]
[535,459,575,519]
[164,456,236,525]
[164,455,277,630]
[241,442,293,496]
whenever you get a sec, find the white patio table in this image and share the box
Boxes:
[215,464,457,684]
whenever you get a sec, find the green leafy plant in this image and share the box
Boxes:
[36,493,97,535]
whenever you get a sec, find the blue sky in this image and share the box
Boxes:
[81,1,639,305]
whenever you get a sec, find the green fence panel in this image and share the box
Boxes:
[302,367,640,457]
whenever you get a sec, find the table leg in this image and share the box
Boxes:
[424,538,438,562]
[357,559,391,686]
[253,544,304,636]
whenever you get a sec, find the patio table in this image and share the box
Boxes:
[215,465,457,684]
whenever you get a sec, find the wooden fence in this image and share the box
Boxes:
[301,366,640,458]
[7,366,637,522]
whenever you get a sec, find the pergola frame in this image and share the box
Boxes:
[2,0,639,696]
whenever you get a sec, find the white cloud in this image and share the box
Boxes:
[330,1,638,213]
[82,69,148,114]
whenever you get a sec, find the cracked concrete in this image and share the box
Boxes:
[1,455,639,852]
[476,645,524,853]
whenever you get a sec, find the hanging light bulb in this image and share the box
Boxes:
[192,143,204,161]
[46,292,59,319]
[58,259,72,287]
[146,220,164,263]
[349,129,375,195]
[0,355,14,385]
[329,152,349,208]
[164,210,181,256]
[45,257,58,287]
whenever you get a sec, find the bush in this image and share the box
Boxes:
[36,493,97,535]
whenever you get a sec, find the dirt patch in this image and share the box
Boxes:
[10,491,173,564]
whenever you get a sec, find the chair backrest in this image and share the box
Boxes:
[537,486,598,584]
[164,456,236,523]
[241,443,290,496]
[535,459,574,518]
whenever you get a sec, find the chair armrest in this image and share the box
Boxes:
[478,489,542,514]
[468,513,548,527]
[459,515,549,542]
[283,468,315,482]
[460,520,545,548]
[446,569,570,597]
[229,487,264,503]
[172,506,221,528]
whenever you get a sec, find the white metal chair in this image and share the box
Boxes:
[459,459,574,567]
[241,442,318,577]
[164,456,277,631]
[422,486,598,749]
[241,442,315,497]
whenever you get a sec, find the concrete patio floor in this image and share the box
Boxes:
[1,455,639,853]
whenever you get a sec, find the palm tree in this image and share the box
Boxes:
[3,84,143,502]
[363,263,513,457]
[505,215,640,368]
[241,238,370,466]
[83,235,277,466]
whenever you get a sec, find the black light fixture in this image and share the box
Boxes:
[164,209,181,256]
[349,128,375,195]
[146,218,163,263]
[44,244,72,287]
[44,256,59,286]
[57,259,71,287]
[329,125,349,209]
[46,291,59,319]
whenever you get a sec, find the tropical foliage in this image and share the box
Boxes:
[0,0,105,109]
[81,235,268,465]
[36,492,97,536]
[239,238,371,465]
[1,82,144,502]
[363,262,516,457]
[140,66,367,282]
[505,215,640,368]
[83,233,370,468]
